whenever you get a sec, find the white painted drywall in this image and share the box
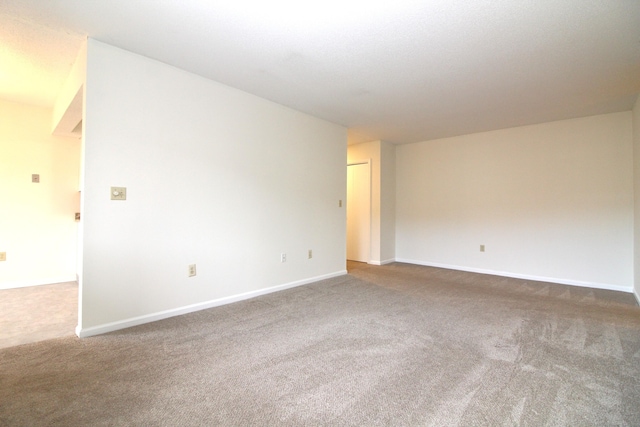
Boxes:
[52,42,86,137]
[633,96,640,302]
[347,140,396,265]
[79,39,346,333]
[0,99,81,289]
[396,112,634,290]
[380,141,396,264]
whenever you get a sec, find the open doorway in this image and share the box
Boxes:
[0,100,81,348]
[347,161,371,263]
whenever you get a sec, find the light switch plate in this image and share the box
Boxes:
[0,252,6,261]
[111,187,127,200]
[32,174,40,183]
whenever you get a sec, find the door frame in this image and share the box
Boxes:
[347,159,372,263]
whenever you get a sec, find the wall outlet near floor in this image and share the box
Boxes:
[188,264,196,277]
[308,249,313,259]
[281,253,287,263]
[480,245,485,252]
[0,252,5,261]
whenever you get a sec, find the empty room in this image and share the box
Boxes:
[1,1,639,425]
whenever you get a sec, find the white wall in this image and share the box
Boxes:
[396,112,634,291]
[79,39,347,335]
[0,99,80,289]
[633,96,640,301]
[52,42,86,138]
[380,141,396,263]
[347,140,396,265]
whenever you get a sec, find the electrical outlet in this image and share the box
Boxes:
[110,187,127,200]
[0,252,6,261]
[480,245,485,252]
[308,249,313,259]
[281,253,287,263]
[188,264,196,277]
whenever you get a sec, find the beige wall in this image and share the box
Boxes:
[633,96,640,301]
[79,39,347,335]
[0,99,81,289]
[348,140,396,264]
[396,112,634,291]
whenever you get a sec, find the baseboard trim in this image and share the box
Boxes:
[0,276,77,290]
[634,290,640,306]
[368,258,396,266]
[395,258,633,294]
[76,269,348,338]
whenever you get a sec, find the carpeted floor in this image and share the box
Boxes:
[0,281,77,349]
[1,262,639,426]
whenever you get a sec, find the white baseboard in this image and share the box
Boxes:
[395,258,634,294]
[76,269,348,338]
[368,258,396,266]
[634,289,640,306]
[0,276,77,290]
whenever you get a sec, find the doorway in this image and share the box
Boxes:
[347,161,371,263]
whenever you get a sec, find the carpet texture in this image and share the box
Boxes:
[1,262,639,426]
[0,281,77,349]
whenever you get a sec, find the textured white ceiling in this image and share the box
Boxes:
[1,0,639,144]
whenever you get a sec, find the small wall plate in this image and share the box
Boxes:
[111,187,127,200]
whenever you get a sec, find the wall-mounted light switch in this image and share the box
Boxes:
[111,187,127,200]
[32,174,40,183]
[0,252,6,261]
[339,200,343,207]
[480,245,485,252]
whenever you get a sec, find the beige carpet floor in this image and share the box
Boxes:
[0,281,77,349]
[1,262,639,426]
